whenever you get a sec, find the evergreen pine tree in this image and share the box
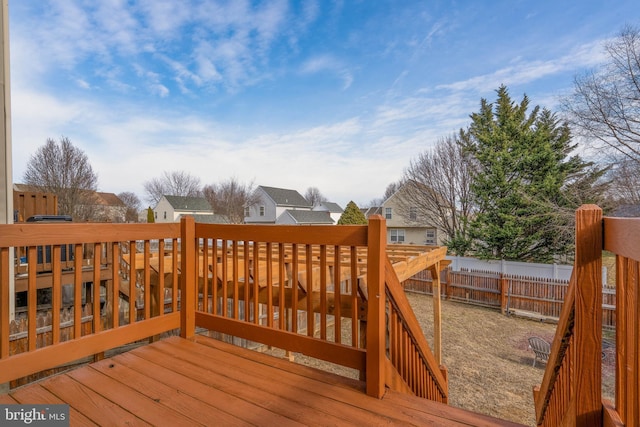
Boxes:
[461,86,607,262]
[337,201,367,225]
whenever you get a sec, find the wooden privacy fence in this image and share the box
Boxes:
[404,268,617,328]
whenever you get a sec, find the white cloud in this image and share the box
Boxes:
[437,39,609,93]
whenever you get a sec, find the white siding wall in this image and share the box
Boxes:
[153,197,175,223]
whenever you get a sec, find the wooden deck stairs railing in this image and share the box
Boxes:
[533,205,639,426]
[0,215,447,403]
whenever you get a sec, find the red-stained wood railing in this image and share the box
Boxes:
[533,204,640,427]
[187,215,448,401]
[603,215,640,427]
[534,205,603,426]
[385,256,448,402]
[0,216,447,404]
[0,222,181,384]
[187,218,370,374]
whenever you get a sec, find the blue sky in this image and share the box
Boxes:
[8,1,640,208]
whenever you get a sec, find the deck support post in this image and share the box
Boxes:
[430,261,442,366]
[180,216,196,339]
[574,205,603,426]
[366,215,386,398]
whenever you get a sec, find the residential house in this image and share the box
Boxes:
[153,195,215,223]
[244,186,312,224]
[371,183,445,246]
[312,202,343,223]
[88,192,127,223]
[276,210,334,225]
[361,206,382,218]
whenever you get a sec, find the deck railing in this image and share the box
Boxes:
[0,216,447,402]
[534,205,638,426]
[384,257,448,402]
[183,215,447,400]
[0,222,182,384]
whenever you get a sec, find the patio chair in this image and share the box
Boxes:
[528,336,551,367]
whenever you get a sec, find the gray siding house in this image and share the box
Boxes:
[276,210,334,225]
[244,186,312,224]
[312,202,343,223]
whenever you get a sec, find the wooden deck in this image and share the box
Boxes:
[0,334,521,426]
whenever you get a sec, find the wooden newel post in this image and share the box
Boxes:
[180,216,196,339]
[366,215,386,398]
[574,205,603,426]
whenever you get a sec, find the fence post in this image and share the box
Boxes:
[366,215,386,398]
[574,205,603,426]
[500,274,508,315]
[180,216,196,339]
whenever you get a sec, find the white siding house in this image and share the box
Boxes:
[153,195,215,223]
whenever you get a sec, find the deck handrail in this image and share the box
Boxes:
[534,205,640,426]
[0,216,448,404]
[384,255,448,402]
[534,205,603,426]
[603,215,640,426]
[0,222,182,384]
[186,215,448,401]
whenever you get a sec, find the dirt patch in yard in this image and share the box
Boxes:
[278,292,615,426]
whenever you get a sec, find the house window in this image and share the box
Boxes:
[385,208,392,219]
[259,206,265,217]
[154,212,157,219]
[163,211,167,219]
[390,229,405,243]
[409,207,417,221]
[426,228,436,245]
[244,206,250,217]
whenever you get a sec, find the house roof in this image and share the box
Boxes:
[178,213,229,224]
[163,195,212,211]
[314,202,343,213]
[279,210,334,224]
[259,186,311,208]
[362,206,382,217]
[94,192,125,207]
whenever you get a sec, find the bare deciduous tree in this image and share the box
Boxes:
[144,170,202,205]
[400,134,475,254]
[563,25,640,164]
[118,191,142,222]
[202,178,259,224]
[368,181,403,207]
[606,157,640,205]
[23,136,99,220]
[304,187,328,207]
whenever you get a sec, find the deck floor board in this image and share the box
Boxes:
[3,335,523,426]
